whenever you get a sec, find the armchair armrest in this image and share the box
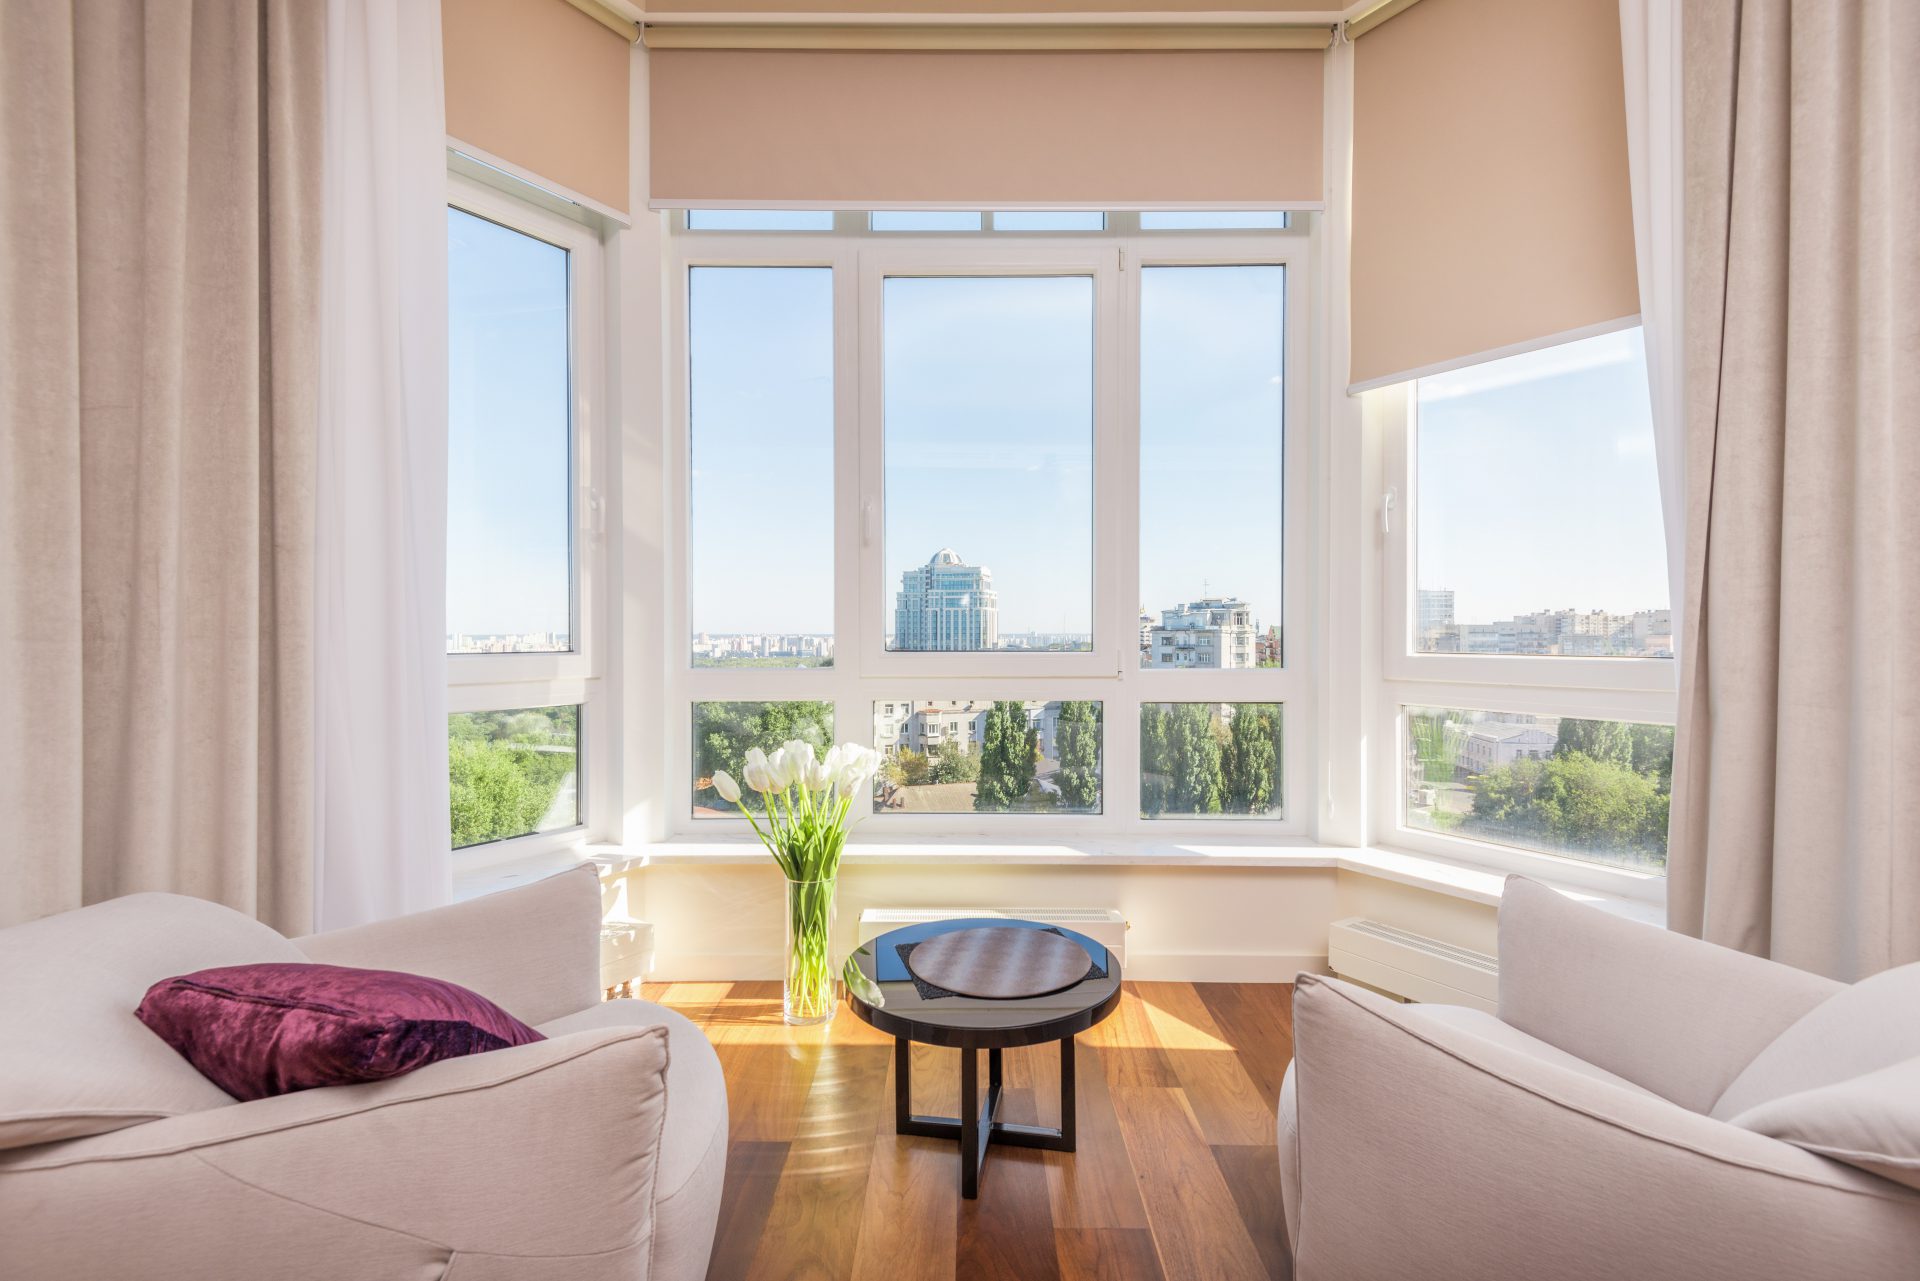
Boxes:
[295,863,602,1025]
[1290,975,1920,1281]
[0,1026,672,1280]
[1496,875,1841,1111]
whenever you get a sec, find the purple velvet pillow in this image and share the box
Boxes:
[135,963,544,1101]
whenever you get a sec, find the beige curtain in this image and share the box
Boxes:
[0,1,323,933]
[1670,0,1920,980]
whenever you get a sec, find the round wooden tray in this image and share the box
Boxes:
[904,926,1093,1000]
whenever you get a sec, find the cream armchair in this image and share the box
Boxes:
[1278,876,1920,1280]
[0,866,726,1281]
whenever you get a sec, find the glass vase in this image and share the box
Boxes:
[783,875,838,1026]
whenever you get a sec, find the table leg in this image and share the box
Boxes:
[959,1047,980,1199]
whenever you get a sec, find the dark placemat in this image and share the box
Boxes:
[895,927,1106,1001]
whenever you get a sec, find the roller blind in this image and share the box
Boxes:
[443,0,632,215]
[647,45,1325,209]
[1348,0,1638,391]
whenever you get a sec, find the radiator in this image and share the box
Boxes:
[1328,917,1498,1012]
[858,907,1128,966]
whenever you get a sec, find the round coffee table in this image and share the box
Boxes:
[845,918,1122,1199]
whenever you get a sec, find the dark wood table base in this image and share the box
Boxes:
[894,1034,1077,1199]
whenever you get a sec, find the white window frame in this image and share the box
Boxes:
[445,173,612,866]
[1370,376,1677,902]
[665,214,1314,842]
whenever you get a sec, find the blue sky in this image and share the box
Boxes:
[456,231,1664,643]
[1417,327,1668,622]
[447,209,572,639]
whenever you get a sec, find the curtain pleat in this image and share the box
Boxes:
[0,0,322,933]
[1670,0,1920,980]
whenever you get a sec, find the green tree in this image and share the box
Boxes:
[1467,752,1669,866]
[447,706,577,847]
[1140,704,1170,776]
[1409,711,1465,782]
[1055,701,1101,811]
[1553,718,1633,769]
[693,700,833,812]
[975,701,1037,811]
[928,746,980,784]
[1222,704,1279,814]
[1627,722,1675,785]
[1167,702,1223,814]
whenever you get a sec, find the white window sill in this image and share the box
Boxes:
[457,835,1664,927]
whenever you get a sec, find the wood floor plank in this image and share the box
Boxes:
[1134,982,1277,1146]
[1112,1086,1271,1281]
[703,1140,788,1281]
[1044,1044,1150,1231]
[1195,982,1296,1106]
[850,1051,959,1281]
[1083,984,1180,1088]
[1212,1144,1291,1281]
[1055,1228,1169,1281]
[957,1148,1063,1281]
[705,984,825,1144]
[742,1038,892,1281]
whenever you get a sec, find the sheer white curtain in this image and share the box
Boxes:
[314,0,451,929]
[1619,0,1686,642]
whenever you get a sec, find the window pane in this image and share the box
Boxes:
[1415,328,1671,657]
[1139,211,1287,230]
[1402,706,1672,871]
[446,208,571,654]
[870,211,984,231]
[993,211,1105,231]
[1140,703,1283,818]
[874,700,1101,814]
[690,267,834,668]
[693,701,835,817]
[687,209,834,231]
[449,706,580,848]
[883,275,1094,652]
[1140,266,1284,668]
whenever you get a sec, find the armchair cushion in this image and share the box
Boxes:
[0,893,307,1150]
[136,962,544,1101]
[1729,1056,1920,1191]
[1711,961,1920,1120]
[1497,875,1843,1112]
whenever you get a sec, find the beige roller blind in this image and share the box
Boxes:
[648,46,1324,209]
[443,0,632,215]
[1348,0,1638,391]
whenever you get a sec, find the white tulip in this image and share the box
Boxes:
[742,748,776,794]
[712,770,742,804]
[806,760,833,793]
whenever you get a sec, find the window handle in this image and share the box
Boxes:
[861,500,876,548]
[1381,486,1397,536]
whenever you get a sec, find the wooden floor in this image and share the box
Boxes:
[640,980,1295,1281]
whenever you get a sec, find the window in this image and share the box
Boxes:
[871,211,983,232]
[449,706,580,848]
[1402,707,1672,871]
[1139,212,1288,230]
[1380,325,1675,883]
[1139,266,1284,669]
[687,210,835,231]
[875,700,1102,814]
[447,207,571,655]
[446,176,607,859]
[882,275,1094,654]
[692,701,835,818]
[993,212,1105,231]
[670,210,1307,834]
[1413,328,1670,659]
[1140,703,1283,818]
[689,267,834,667]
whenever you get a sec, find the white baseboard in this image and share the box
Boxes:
[645,950,1328,985]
